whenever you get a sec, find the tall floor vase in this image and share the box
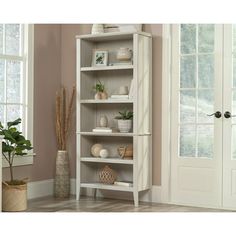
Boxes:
[54,150,70,198]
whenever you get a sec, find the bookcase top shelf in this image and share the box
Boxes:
[76,31,152,42]
[77,132,135,137]
[80,65,133,71]
[81,157,133,165]
[80,99,134,104]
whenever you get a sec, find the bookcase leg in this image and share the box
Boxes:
[133,191,139,207]
[94,188,97,199]
[76,186,80,200]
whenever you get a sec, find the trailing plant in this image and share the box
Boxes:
[0,118,33,184]
[55,86,76,150]
[93,80,105,93]
[115,110,133,120]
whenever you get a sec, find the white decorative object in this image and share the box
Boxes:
[91,144,103,157]
[117,48,132,61]
[110,94,129,99]
[99,115,108,127]
[91,24,104,34]
[92,127,112,133]
[99,149,109,158]
[117,120,132,133]
[119,86,129,95]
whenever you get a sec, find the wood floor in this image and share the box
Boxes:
[26,196,228,212]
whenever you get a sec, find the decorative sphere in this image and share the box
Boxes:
[99,149,109,158]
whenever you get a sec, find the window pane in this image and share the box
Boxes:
[0,105,4,124]
[180,56,196,88]
[179,125,196,157]
[0,59,5,103]
[5,24,21,56]
[181,24,196,54]
[232,125,236,160]
[198,90,214,123]
[197,125,214,158]
[6,105,22,130]
[0,24,3,53]
[7,60,22,103]
[180,90,195,123]
[198,24,215,53]
[198,54,214,88]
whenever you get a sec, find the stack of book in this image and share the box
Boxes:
[110,95,129,99]
[92,127,112,133]
[114,181,133,187]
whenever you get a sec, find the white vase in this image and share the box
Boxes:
[117,120,132,133]
[100,149,109,158]
[91,24,104,34]
[99,115,108,127]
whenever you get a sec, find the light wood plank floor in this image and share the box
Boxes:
[26,196,229,212]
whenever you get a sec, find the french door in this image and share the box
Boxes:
[171,24,236,209]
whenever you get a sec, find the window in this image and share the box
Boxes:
[0,24,34,166]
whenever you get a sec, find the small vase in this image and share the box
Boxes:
[95,92,102,100]
[54,150,70,198]
[99,115,108,127]
[101,91,108,99]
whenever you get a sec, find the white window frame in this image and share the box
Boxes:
[1,24,35,167]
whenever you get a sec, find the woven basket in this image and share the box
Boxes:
[99,165,117,184]
[117,145,133,159]
[2,181,27,212]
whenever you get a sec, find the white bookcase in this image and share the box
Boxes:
[76,31,152,206]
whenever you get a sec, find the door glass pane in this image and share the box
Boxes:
[180,56,196,88]
[198,90,214,123]
[5,24,21,56]
[180,90,195,123]
[0,59,5,103]
[6,60,22,103]
[181,24,196,54]
[232,125,236,160]
[197,125,214,158]
[198,54,214,88]
[198,24,215,53]
[0,24,3,54]
[179,125,196,157]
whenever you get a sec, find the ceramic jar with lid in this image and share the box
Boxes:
[117,48,132,61]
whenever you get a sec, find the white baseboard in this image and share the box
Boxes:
[28,178,162,203]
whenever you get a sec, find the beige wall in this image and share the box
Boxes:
[3,24,162,186]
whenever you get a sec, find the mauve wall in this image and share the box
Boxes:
[3,24,62,181]
[3,24,162,186]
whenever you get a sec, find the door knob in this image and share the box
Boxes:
[207,111,222,118]
[224,111,236,118]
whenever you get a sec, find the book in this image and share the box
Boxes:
[129,79,134,99]
[110,95,129,99]
[92,127,112,133]
[114,181,133,187]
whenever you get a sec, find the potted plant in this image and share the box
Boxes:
[93,80,108,99]
[0,118,33,211]
[115,110,133,133]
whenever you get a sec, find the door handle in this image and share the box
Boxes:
[224,111,236,118]
[207,111,222,118]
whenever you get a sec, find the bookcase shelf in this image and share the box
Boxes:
[76,31,152,207]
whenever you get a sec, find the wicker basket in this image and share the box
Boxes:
[117,145,133,159]
[99,165,117,184]
[2,181,27,212]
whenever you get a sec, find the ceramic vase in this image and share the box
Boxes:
[99,115,108,127]
[117,120,132,133]
[54,150,70,198]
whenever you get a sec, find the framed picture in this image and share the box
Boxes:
[93,50,108,66]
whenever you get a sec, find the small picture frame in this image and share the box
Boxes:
[93,50,108,66]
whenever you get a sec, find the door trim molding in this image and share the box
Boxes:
[161,24,172,203]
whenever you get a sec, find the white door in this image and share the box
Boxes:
[171,24,224,208]
[222,25,236,209]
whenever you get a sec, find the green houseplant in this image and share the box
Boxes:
[115,110,133,133]
[0,118,33,211]
[93,80,108,99]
